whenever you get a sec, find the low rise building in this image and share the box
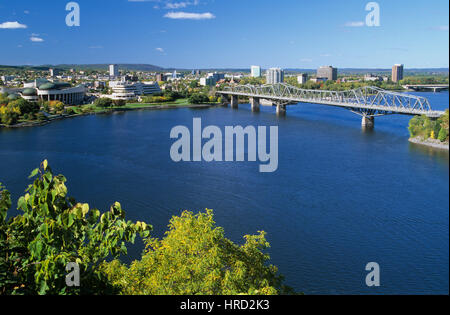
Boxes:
[364,74,383,82]
[20,79,86,104]
[108,81,161,100]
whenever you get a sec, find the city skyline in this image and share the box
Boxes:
[0,0,449,68]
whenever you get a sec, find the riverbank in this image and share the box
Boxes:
[0,101,219,129]
[409,136,450,150]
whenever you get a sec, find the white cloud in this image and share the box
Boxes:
[345,21,365,27]
[300,58,313,63]
[436,25,449,31]
[30,36,44,42]
[0,21,27,29]
[156,47,164,52]
[164,11,215,20]
[165,1,199,9]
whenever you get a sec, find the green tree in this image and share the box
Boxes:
[0,104,21,126]
[94,98,113,108]
[112,99,126,107]
[188,93,210,104]
[0,161,152,295]
[102,209,293,295]
[9,98,39,115]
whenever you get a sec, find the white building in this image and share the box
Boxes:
[1,75,15,82]
[199,72,225,86]
[251,66,261,78]
[109,64,119,77]
[109,81,161,100]
[297,73,308,84]
[266,68,284,84]
[364,74,382,82]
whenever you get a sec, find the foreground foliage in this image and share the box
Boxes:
[102,210,293,295]
[0,161,151,295]
[0,161,292,295]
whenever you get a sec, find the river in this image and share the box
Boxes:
[0,91,448,294]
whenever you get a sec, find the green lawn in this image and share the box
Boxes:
[122,98,191,108]
[66,98,219,114]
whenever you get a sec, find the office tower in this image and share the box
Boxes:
[297,73,308,84]
[251,66,261,78]
[317,66,338,81]
[109,64,119,77]
[266,68,284,84]
[392,64,404,83]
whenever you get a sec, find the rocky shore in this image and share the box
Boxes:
[409,137,449,150]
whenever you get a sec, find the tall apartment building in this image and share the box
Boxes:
[392,64,404,83]
[317,66,338,81]
[297,73,308,84]
[109,64,119,77]
[266,68,284,84]
[251,65,261,78]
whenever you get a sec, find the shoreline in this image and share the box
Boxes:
[0,103,218,129]
[409,137,449,151]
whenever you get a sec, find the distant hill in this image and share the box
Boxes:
[46,64,165,72]
[0,64,164,72]
[1,64,448,75]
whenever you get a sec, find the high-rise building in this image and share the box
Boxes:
[266,68,284,84]
[156,73,165,82]
[49,68,58,77]
[392,64,404,83]
[109,64,119,77]
[297,73,308,84]
[317,66,337,81]
[251,66,261,78]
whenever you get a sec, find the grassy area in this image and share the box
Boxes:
[123,98,191,108]
[67,98,207,113]
[67,98,220,114]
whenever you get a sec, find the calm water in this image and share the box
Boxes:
[0,92,448,294]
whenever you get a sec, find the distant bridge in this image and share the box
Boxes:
[217,83,445,128]
[402,84,449,92]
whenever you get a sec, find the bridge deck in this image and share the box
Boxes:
[217,84,446,118]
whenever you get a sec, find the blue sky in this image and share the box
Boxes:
[0,0,448,68]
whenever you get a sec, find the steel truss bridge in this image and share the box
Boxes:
[217,84,445,127]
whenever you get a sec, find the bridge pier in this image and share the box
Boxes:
[362,116,375,129]
[231,95,239,109]
[276,104,286,116]
[221,95,230,107]
[250,97,260,112]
